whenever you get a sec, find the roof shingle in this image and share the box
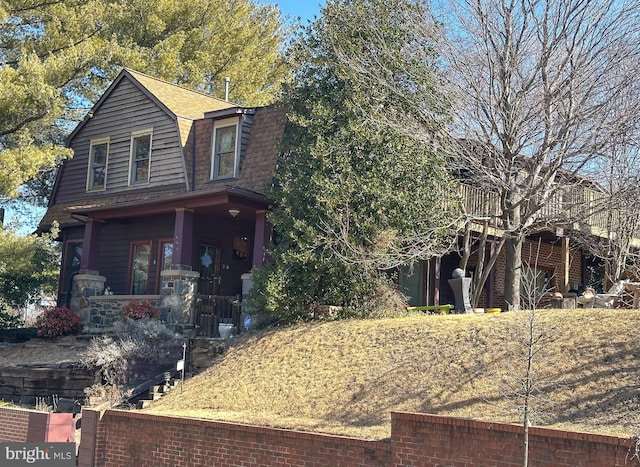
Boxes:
[126,69,235,120]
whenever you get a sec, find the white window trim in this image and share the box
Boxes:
[86,137,110,192]
[129,129,153,186]
[211,117,241,180]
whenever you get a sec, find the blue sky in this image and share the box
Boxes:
[260,0,325,24]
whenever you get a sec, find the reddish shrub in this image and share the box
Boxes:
[121,300,160,320]
[36,306,82,338]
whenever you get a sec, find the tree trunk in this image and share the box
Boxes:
[504,235,523,310]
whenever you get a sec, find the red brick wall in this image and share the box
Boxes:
[88,410,391,467]
[0,407,30,441]
[520,238,582,291]
[81,409,640,466]
[392,412,639,467]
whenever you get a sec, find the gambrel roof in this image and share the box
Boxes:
[38,69,287,234]
[67,69,235,143]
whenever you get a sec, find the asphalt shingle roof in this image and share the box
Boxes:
[126,69,235,120]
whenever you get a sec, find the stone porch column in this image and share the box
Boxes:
[160,267,199,328]
[70,270,106,331]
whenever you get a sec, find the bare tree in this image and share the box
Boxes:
[441,0,640,309]
[571,137,640,292]
[498,240,560,467]
[500,308,559,467]
[318,0,640,308]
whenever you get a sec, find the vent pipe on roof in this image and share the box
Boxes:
[224,77,230,101]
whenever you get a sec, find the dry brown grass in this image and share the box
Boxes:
[144,309,640,440]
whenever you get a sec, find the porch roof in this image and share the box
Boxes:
[71,186,269,220]
[40,186,270,232]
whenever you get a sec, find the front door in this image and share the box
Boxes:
[198,244,221,295]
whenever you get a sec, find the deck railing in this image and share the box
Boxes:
[459,183,616,234]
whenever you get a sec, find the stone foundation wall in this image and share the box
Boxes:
[84,296,161,333]
[70,269,199,334]
[189,338,226,373]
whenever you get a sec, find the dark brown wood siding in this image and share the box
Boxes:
[53,77,188,205]
[236,107,286,193]
[95,215,175,295]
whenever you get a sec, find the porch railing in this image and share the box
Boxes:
[194,295,242,338]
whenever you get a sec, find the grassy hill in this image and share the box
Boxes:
[144,308,640,440]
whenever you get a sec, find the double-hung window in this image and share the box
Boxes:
[129,130,152,185]
[211,119,239,179]
[87,138,109,191]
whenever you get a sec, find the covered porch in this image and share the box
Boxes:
[61,187,271,333]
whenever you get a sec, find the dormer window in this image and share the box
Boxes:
[211,118,240,180]
[87,138,109,191]
[129,129,153,185]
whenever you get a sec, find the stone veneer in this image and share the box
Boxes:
[159,268,199,326]
[70,267,199,334]
[85,295,161,333]
[70,270,106,330]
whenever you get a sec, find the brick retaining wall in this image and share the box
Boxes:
[84,410,391,467]
[75,409,640,466]
[392,412,639,467]
[0,407,30,441]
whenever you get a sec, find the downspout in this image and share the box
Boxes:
[191,121,196,191]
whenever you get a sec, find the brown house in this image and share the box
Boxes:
[38,69,286,332]
[40,69,622,329]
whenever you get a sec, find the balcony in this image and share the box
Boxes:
[459,183,619,238]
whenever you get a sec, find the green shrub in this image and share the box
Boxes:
[0,301,23,330]
[249,258,407,324]
[35,306,82,338]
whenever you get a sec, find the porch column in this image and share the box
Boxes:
[80,218,101,271]
[433,257,441,305]
[488,240,496,308]
[252,210,272,268]
[172,208,194,268]
[561,236,570,293]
